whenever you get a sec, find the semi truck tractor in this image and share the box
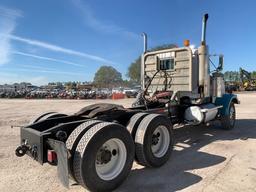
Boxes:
[15,14,239,192]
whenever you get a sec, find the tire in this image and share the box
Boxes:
[127,112,149,139]
[29,112,55,124]
[66,120,102,181]
[29,112,67,124]
[220,102,236,130]
[135,114,174,167]
[73,122,135,192]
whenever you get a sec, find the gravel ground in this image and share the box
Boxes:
[0,93,256,192]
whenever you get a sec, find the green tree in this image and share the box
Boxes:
[251,71,256,79]
[64,81,77,90]
[94,66,123,88]
[127,57,141,83]
[224,71,241,82]
[127,44,177,83]
[122,79,133,87]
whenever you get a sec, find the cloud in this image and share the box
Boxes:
[0,72,48,86]
[0,65,84,85]
[13,51,87,67]
[19,64,59,71]
[72,0,139,39]
[18,64,84,76]
[0,6,22,65]
[8,34,116,64]
[27,76,48,86]
[8,66,84,76]
[0,6,116,66]
[1,62,85,84]
[0,6,23,18]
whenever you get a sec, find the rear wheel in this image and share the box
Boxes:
[73,122,134,192]
[220,102,236,130]
[127,112,149,139]
[66,120,102,180]
[135,114,173,167]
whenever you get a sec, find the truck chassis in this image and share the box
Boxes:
[15,14,239,192]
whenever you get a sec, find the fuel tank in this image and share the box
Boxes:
[184,103,220,125]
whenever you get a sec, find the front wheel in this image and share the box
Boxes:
[220,102,236,130]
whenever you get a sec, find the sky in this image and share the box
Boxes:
[0,0,255,85]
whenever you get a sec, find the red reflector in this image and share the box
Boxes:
[47,150,57,162]
[157,109,165,113]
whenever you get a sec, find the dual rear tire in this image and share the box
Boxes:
[134,114,173,167]
[66,121,134,192]
[128,113,174,167]
[66,113,173,191]
[63,101,235,191]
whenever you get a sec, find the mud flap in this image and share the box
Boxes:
[47,138,69,188]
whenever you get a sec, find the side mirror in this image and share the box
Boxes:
[217,54,224,71]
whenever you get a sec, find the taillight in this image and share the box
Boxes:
[47,150,57,163]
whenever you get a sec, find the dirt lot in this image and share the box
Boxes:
[0,93,256,192]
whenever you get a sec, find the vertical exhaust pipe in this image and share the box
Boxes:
[141,32,148,89]
[142,32,147,53]
[198,13,210,97]
[201,14,209,45]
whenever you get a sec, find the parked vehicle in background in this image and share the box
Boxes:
[112,87,123,93]
[123,86,140,98]
[225,81,240,93]
[239,67,256,91]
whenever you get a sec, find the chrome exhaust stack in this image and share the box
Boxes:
[142,32,148,53]
[201,14,209,45]
[141,32,148,88]
[198,14,210,98]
